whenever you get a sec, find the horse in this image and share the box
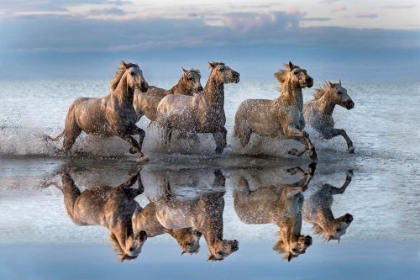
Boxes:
[150,170,239,261]
[303,81,355,153]
[155,62,240,154]
[233,163,316,262]
[132,201,202,255]
[234,62,317,160]
[133,68,203,122]
[302,170,354,242]
[46,170,148,262]
[45,61,149,161]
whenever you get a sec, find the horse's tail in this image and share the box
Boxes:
[43,130,64,142]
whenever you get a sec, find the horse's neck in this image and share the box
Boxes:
[203,78,224,107]
[279,216,302,241]
[316,93,335,116]
[113,74,135,104]
[279,83,303,110]
[112,221,132,251]
[167,79,191,95]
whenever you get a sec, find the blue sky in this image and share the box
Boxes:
[0,0,419,81]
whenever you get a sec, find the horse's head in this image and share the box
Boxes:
[126,63,149,93]
[109,229,148,262]
[207,239,239,261]
[111,61,148,93]
[325,213,353,242]
[208,62,240,84]
[273,234,312,262]
[176,228,202,255]
[181,68,203,94]
[275,61,313,89]
[327,81,354,110]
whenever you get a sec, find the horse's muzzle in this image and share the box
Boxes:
[233,72,240,83]
[306,77,314,88]
[140,81,149,93]
[197,85,204,92]
[345,101,354,110]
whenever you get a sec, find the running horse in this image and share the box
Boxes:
[46,61,149,161]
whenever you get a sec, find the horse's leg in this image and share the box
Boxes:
[60,172,82,221]
[62,125,82,154]
[325,170,353,195]
[114,170,144,198]
[284,162,316,194]
[284,127,317,161]
[234,123,251,147]
[128,126,146,156]
[212,127,228,154]
[117,128,145,159]
[326,129,354,153]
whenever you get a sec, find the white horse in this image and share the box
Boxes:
[155,62,240,154]
[46,61,149,161]
[234,62,316,160]
[304,81,355,153]
[133,68,203,122]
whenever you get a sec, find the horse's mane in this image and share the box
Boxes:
[109,232,136,262]
[184,68,201,78]
[208,61,225,70]
[110,61,139,91]
[312,82,334,100]
[311,223,330,242]
[274,63,300,85]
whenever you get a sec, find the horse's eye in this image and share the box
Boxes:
[217,251,224,255]
[294,71,300,75]
[219,67,225,72]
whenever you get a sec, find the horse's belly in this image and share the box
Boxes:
[155,208,193,229]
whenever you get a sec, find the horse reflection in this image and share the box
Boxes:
[302,171,354,242]
[233,163,316,261]
[47,170,147,262]
[133,201,202,255]
[146,169,238,261]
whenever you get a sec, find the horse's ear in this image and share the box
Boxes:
[288,61,294,70]
[182,67,187,73]
[208,62,217,69]
[338,79,341,85]
[207,254,219,262]
[327,81,334,88]
[287,253,293,262]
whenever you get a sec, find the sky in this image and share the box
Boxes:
[0,0,419,81]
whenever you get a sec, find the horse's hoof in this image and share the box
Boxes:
[287,168,297,175]
[136,155,149,163]
[288,148,298,156]
[129,147,137,154]
[347,147,355,154]
[309,151,318,162]
[215,147,224,154]
[308,162,317,175]
[346,170,354,177]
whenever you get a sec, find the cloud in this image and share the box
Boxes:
[356,13,378,19]
[221,10,303,33]
[302,17,330,22]
[88,7,126,16]
[331,7,346,13]
[382,5,415,10]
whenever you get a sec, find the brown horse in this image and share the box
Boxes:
[46,61,149,161]
[233,163,316,261]
[155,62,240,154]
[304,81,355,153]
[234,62,317,160]
[302,170,354,242]
[133,68,203,122]
[46,170,147,262]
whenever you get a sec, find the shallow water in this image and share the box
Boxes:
[0,79,420,279]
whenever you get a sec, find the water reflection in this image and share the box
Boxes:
[233,163,316,262]
[138,169,238,261]
[46,169,147,262]
[302,170,354,242]
[43,162,357,263]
